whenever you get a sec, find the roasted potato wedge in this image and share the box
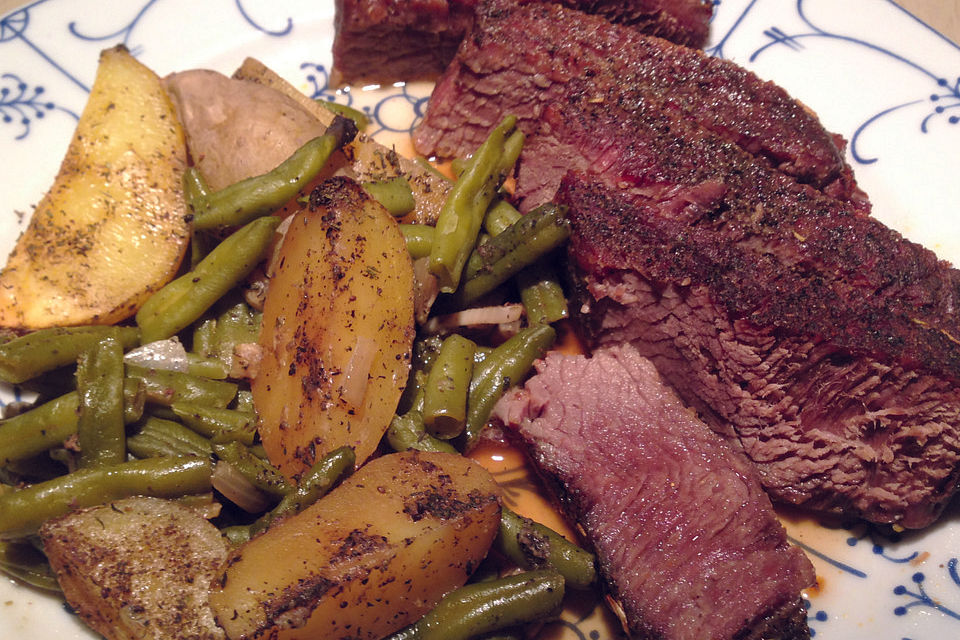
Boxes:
[0,45,190,329]
[232,57,450,225]
[164,69,330,191]
[209,451,502,640]
[253,177,415,477]
[39,496,229,640]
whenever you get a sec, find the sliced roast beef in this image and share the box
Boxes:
[416,1,960,524]
[331,0,714,85]
[414,0,867,211]
[550,104,960,527]
[494,345,815,640]
[331,0,476,86]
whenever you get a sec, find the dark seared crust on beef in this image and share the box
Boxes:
[332,0,476,85]
[414,0,865,210]
[332,0,713,86]
[557,152,960,526]
[552,89,960,382]
[495,346,815,640]
[555,0,713,48]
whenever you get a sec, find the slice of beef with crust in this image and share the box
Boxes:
[545,86,960,526]
[414,0,867,211]
[494,345,816,640]
[331,0,714,86]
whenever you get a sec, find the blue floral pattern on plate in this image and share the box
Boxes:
[1,1,959,639]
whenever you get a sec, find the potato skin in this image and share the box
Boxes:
[253,177,415,477]
[232,57,449,225]
[209,451,502,640]
[40,497,229,640]
[164,69,328,191]
[0,45,190,329]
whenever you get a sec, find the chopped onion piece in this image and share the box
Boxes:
[264,214,295,278]
[243,266,269,311]
[212,461,272,514]
[422,303,524,335]
[123,338,189,372]
[341,335,377,407]
[230,342,263,379]
[412,257,439,325]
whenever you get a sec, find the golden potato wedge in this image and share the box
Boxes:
[210,451,502,640]
[0,45,190,330]
[232,57,450,225]
[253,177,415,477]
[39,496,229,640]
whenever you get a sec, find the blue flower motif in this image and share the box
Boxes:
[893,568,960,620]
[804,597,829,637]
[1,73,58,139]
[844,524,918,564]
[707,0,960,165]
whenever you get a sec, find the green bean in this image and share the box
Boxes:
[415,157,454,182]
[185,352,230,379]
[0,540,60,592]
[190,228,215,270]
[213,441,291,498]
[388,570,565,640]
[397,369,427,416]
[188,300,260,379]
[516,262,569,325]
[317,99,370,131]
[481,199,570,324]
[76,336,126,469]
[0,326,139,385]
[183,169,214,267]
[0,394,79,466]
[450,157,469,180]
[127,417,213,459]
[0,380,144,465]
[221,524,251,546]
[400,224,436,260]
[247,443,269,460]
[233,389,255,414]
[144,406,179,421]
[219,301,261,344]
[202,299,262,375]
[473,347,492,365]
[123,378,147,423]
[171,402,257,445]
[363,176,416,217]
[460,324,556,451]
[422,334,476,439]
[0,457,213,539]
[457,204,570,306]
[249,446,355,537]
[415,334,445,370]
[192,316,218,357]
[126,364,238,408]
[397,335,444,415]
[495,507,596,590]
[136,216,281,343]
[192,117,357,230]
[464,204,567,280]
[183,166,211,209]
[386,411,458,455]
[428,116,523,292]
[483,199,522,237]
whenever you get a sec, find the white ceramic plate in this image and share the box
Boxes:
[1,0,959,638]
